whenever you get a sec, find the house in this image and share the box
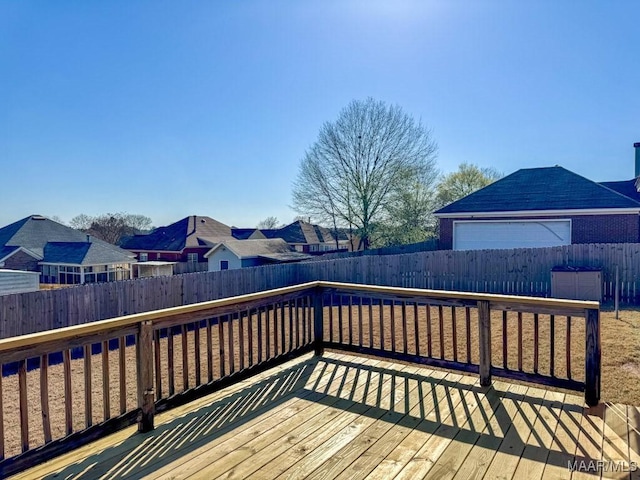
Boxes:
[435,156,640,250]
[0,215,135,284]
[204,238,312,271]
[261,220,351,253]
[121,215,235,265]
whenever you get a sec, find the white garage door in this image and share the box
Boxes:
[453,220,571,250]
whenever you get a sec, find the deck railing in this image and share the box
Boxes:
[0,281,600,477]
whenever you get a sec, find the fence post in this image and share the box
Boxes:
[137,320,155,432]
[585,308,601,407]
[314,288,325,356]
[478,300,492,387]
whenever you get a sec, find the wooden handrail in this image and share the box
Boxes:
[0,281,598,354]
[0,282,320,354]
[0,281,601,477]
[317,281,599,313]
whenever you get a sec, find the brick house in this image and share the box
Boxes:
[434,165,640,250]
[120,215,236,265]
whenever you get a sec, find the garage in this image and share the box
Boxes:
[453,220,571,250]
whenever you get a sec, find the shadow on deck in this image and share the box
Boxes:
[19,352,640,480]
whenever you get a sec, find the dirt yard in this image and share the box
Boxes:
[1,302,639,459]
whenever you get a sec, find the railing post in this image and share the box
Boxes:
[478,300,491,387]
[585,308,601,407]
[137,320,155,432]
[314,288,324,356]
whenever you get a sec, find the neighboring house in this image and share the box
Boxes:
[205,239,312,271]
[435,161,640,250]
[261,220,351,253]
[0,215,135,284]
[121,215,235,265]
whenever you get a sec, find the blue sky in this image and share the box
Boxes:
[1,1,639,229]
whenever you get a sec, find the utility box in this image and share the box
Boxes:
[551,266,602,302]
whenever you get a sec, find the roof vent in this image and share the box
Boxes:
[31,215,46,220]
[201,219,206,223]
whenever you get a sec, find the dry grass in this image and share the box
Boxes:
[1,302,639,460]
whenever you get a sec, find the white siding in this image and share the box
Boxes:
[207,248,242,271]
[0,270,40,296]
[453,220,571,251]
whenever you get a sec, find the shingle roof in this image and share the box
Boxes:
[262,220,338,244]
[43,241,134,265]
[205,238,294,259]
[121,216,233,252]
[0,215,134,265]
[435,166,640,215]
[599,179,640,203]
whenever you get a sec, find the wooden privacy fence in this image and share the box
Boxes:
[297,242,640,302]
[173,262,208,275]
[0,242,637,338]
[0,281,600,477]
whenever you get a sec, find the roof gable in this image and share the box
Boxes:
[205,238,294,259]
[231,228,266,240]
[0,246,43,263]
[435,166,640,215]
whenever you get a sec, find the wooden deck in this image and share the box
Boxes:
[12,351,640,480]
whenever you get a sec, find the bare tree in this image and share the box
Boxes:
[124,214,153,233]
[292,98,438,249]
[256,216,280,229]
[69,214,93,230]
[69,212,153,245]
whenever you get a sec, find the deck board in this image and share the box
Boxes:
[511,389,566,480]
[146,357,364,480]
[10,351,640,480]
[572,404,607,480]
[204,358,393,480]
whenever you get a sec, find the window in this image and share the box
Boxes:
[187,253,198,263]
[40,264,59,284]
[220,260,229,270]
[139,253,148,262]
[57,265,81,285]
